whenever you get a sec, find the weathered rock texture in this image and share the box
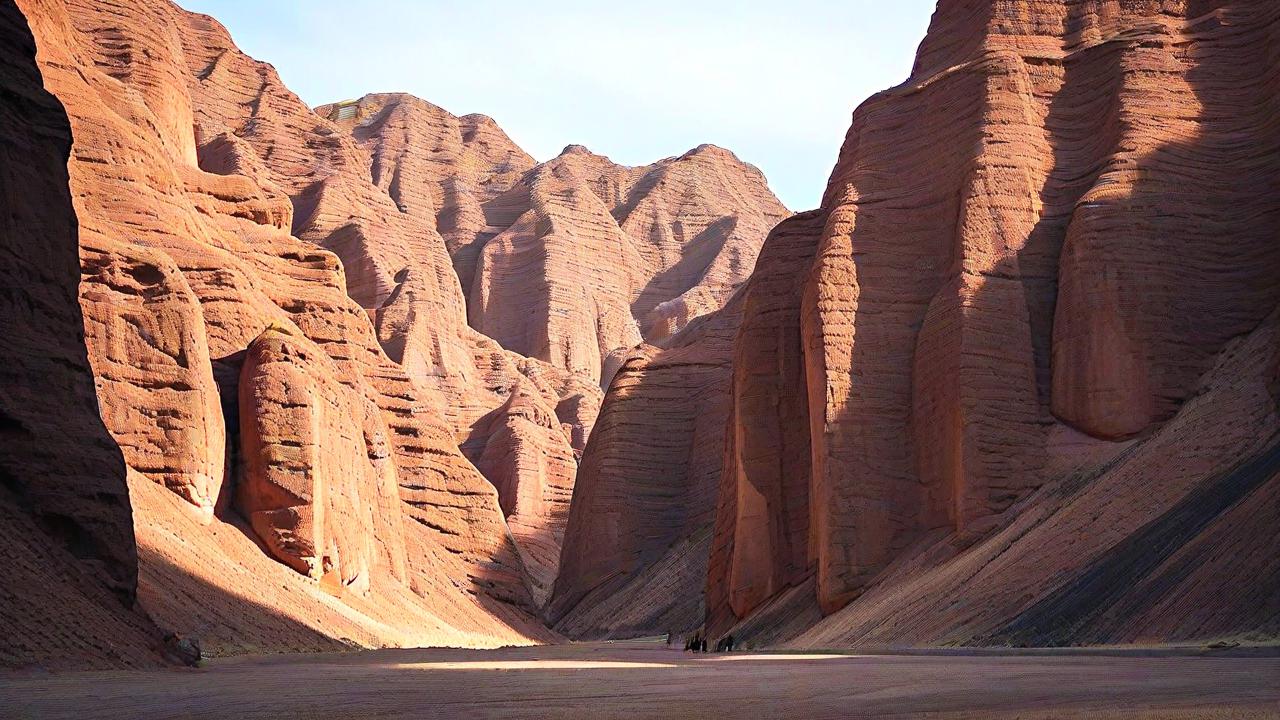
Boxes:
[706,211,824,629]
[1,0,787,655]
[0,2,163,669]
[321,94,789,387]
[792,304,1280,648]
[7,0,562,662]
[706,0,1280,646]
[369,263,597,603]
[11,0,1275,664]
[312,94,786,599]
[5,0,786,658]
[470,143,788,384]
[547,299,743,637]
[316,94,536,299]
[305,94,592,604]
[236,327,407,593]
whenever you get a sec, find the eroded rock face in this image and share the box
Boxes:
[283,96,596,598]
[470,156,647,385]
[0,0,134,594]
[471,381,579,606]
[0,1,163,669]
[322,94,790,388]
[708,212,823,626]
[237,328,405,594]
[8,0,786,660]
[314,93,787,596]
[14,0,1274,664]
[708,0,1280,643]
[471,144,789,385]
[791,305,1280,648]
[548,302,744,637]
[316,93,536,297]
[12,0,547,654]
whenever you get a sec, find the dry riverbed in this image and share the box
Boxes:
[2,641,1277,719]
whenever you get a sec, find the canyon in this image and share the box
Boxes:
[702,0,1280,649]
[1,0,1277,675]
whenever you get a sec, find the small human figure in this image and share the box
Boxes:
[700,638,708,653]
[725,634,735,652]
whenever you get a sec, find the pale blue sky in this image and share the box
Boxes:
[178,1,937,210]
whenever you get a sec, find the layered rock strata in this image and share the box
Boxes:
[470,143,789,384]
[704,0,1280,644]
[0,1,161,668]
[321,94,789,387]
[10,0,555,657]
[547,300,744,637]
[315,94,788,594]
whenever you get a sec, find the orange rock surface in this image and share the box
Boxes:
[705,0,1280,645]
[311,93,787,598]
[706,212,824,628]
[4,0,784,660]
[470,143,788,385]
[0,2,163,669]
[548,302,743,637]
[315,93,536,299]
[320,94,789,387]
[9,0,557,660]
[6,0,1278,667]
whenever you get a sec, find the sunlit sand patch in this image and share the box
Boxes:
[390,660,679,671]
[706,654,856,662]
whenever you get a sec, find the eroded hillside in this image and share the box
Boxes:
[2,0,1277,669]
[699,0,1280,646]
[0,0,787,667]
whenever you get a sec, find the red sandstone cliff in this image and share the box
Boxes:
[319,94,789,387]
[1,0,788,664]
[8,0,558,661]
[6,0,1277,666]
[704,0,1280,646]
[547,299,744,637]
[467,142,788,385]
[0,2,163,668]
[312,93,788,602]
[315,93,536,300]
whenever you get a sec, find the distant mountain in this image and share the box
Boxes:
[0,0,787,667]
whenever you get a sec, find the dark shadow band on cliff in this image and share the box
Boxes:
[0,1,161,669]
[994,433,1280,646]
[134,545,362,658]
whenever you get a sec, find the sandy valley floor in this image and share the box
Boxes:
[1,641,1277,719]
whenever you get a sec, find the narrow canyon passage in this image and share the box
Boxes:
[1,0,1278,685]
